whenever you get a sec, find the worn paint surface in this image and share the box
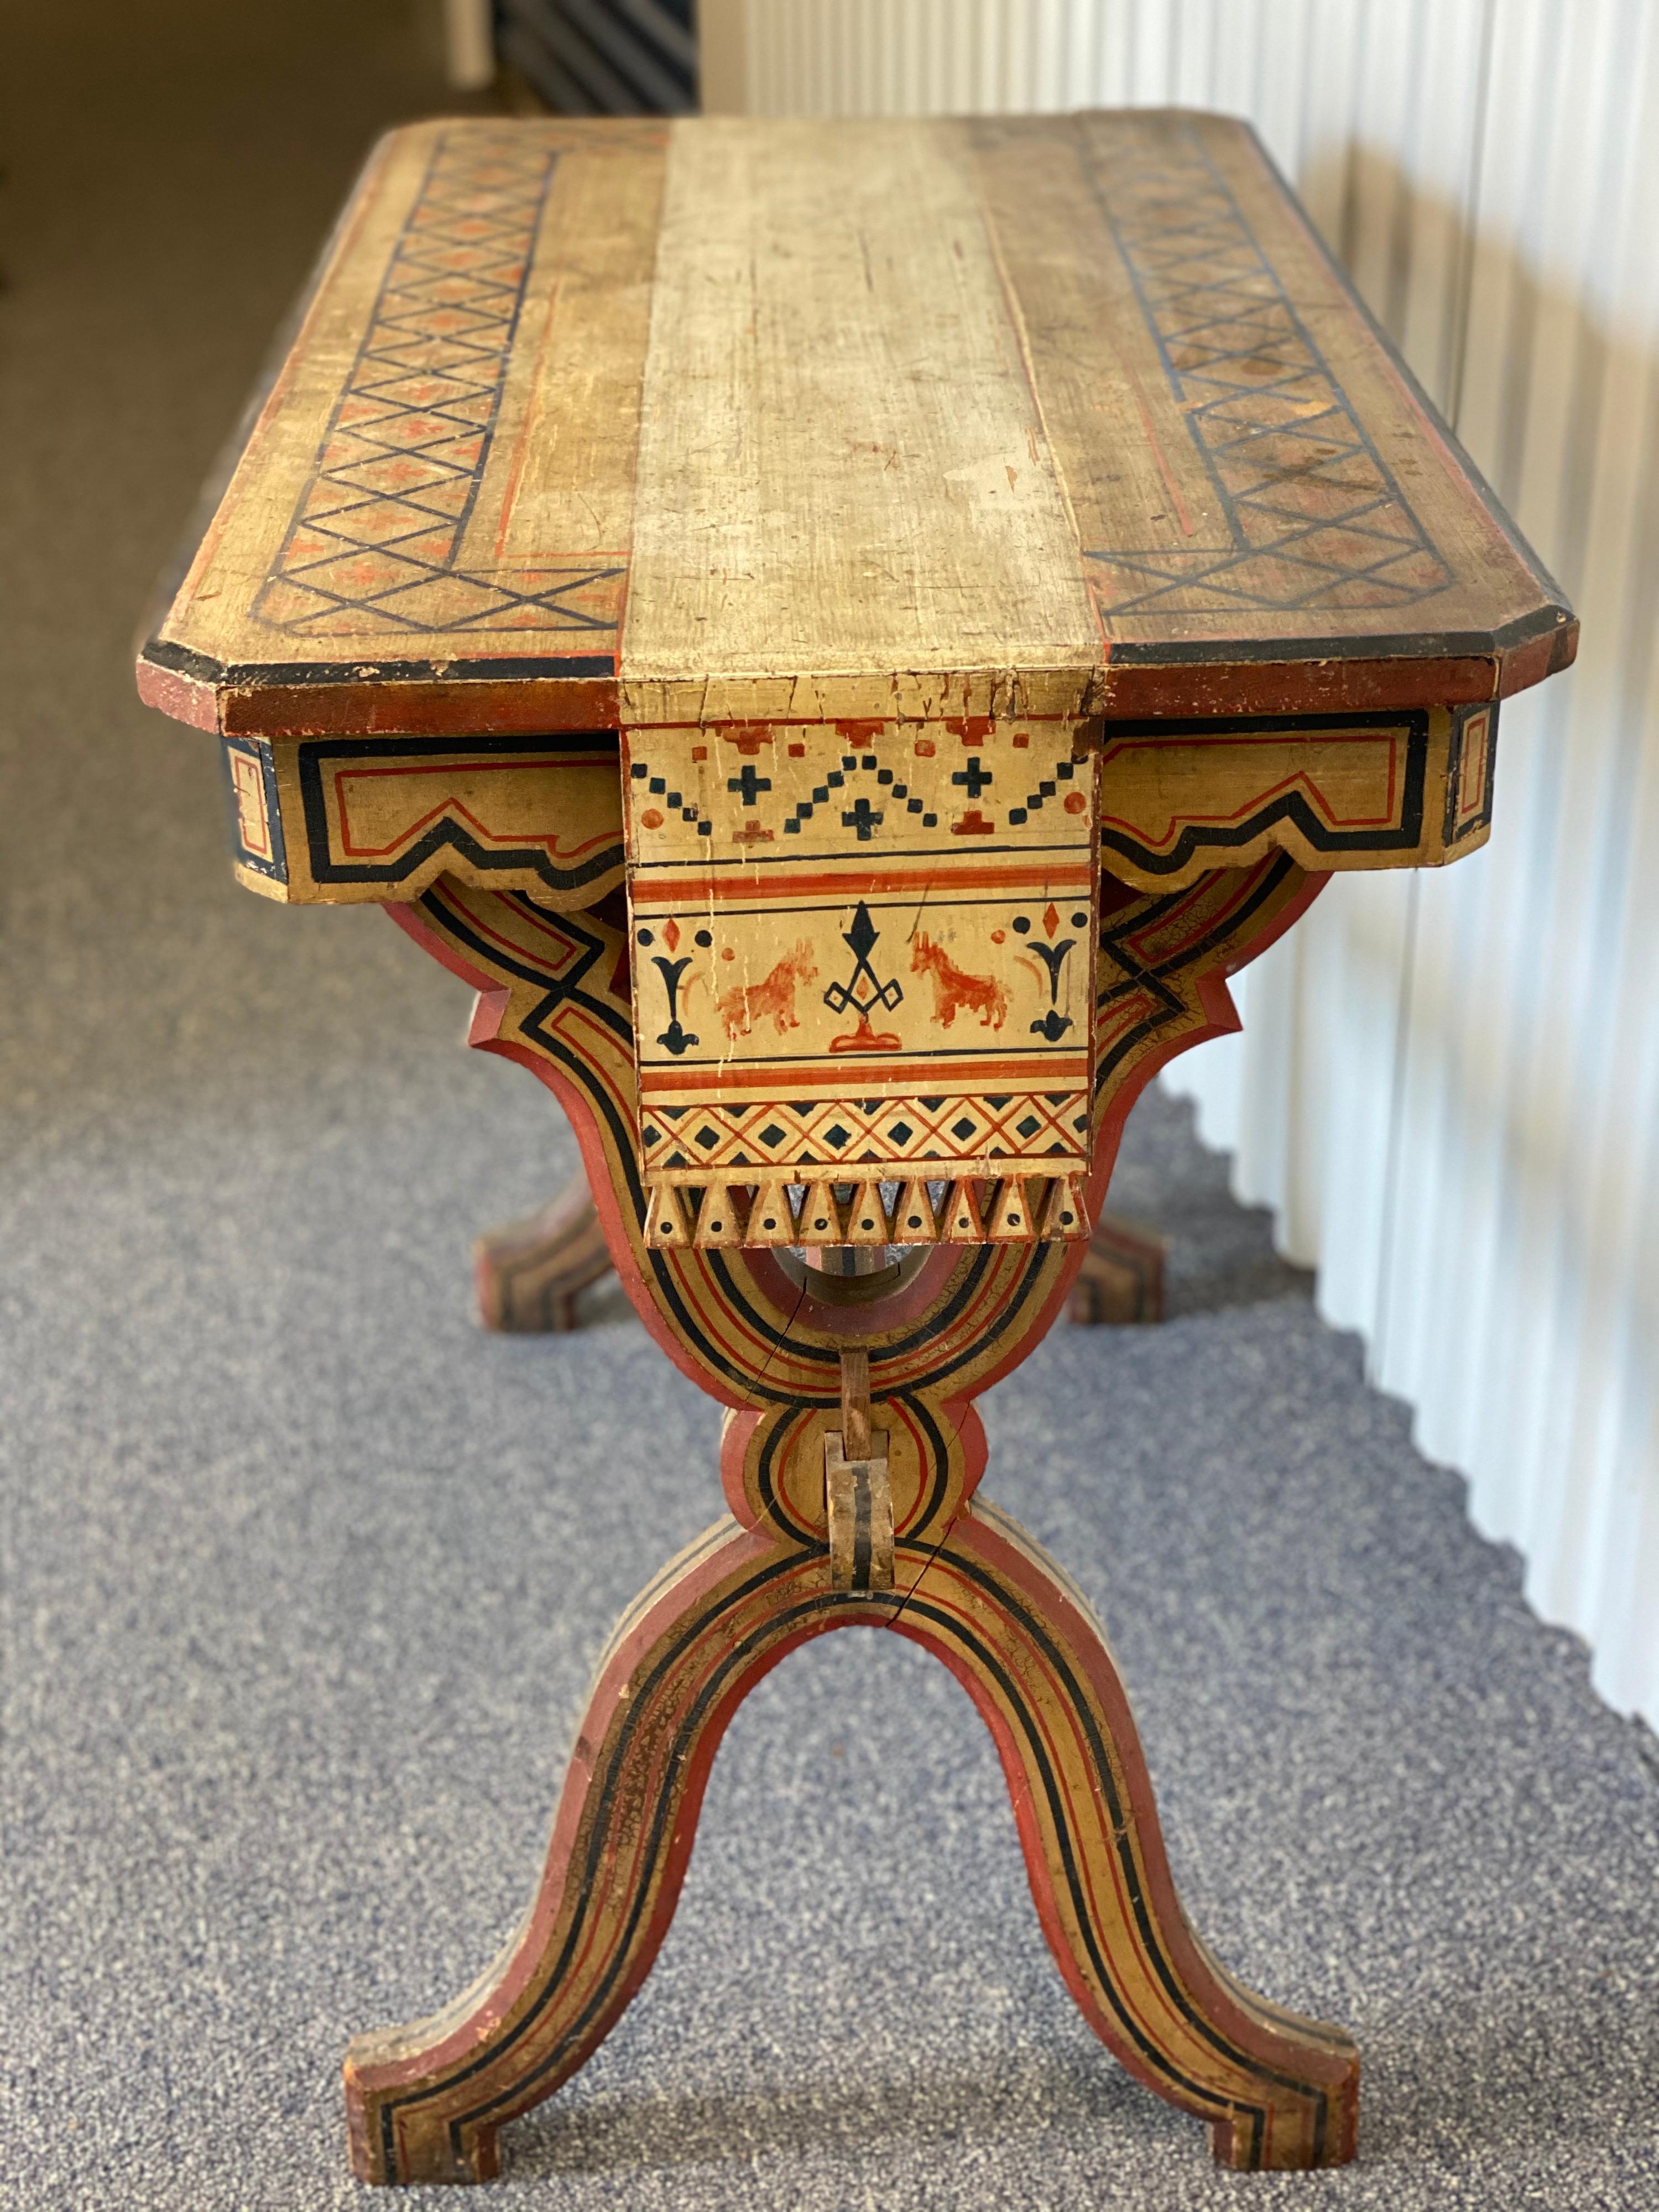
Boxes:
[139,110,1573,737]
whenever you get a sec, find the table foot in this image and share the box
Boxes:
[1067,1209,1167,1324]
[343,1505,1355,2181]
[473,1171,613,1332]
[919,1501,1358,2169]
[342,1520,831,2184]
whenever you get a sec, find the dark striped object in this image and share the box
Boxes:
[499,0,697,116]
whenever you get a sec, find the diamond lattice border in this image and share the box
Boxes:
[254,131,624,641]
[1081,120,1453,616]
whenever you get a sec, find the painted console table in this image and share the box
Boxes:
[138,110,1575,2184]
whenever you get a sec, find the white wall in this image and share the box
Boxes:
[706,0,1659,1729]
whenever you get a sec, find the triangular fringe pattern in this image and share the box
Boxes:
[641,1177,1091,1250]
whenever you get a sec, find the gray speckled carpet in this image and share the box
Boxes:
[3,6,1657,2206]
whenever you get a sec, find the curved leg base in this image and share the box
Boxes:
[920,1502,1357,2168]
[473,1170,612,1332]
[344,1508,1355,2182]
[1067,1209,1167,1324]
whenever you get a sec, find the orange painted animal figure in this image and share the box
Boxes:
[718,942,819,1041]
[911,932,1009,1029]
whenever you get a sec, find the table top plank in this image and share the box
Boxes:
[623,118,1100,719]
[138,111,1574,739]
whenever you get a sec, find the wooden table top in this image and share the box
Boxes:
[138,110,1574,743]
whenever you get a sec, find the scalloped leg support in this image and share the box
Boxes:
[343,1497,1356,2183]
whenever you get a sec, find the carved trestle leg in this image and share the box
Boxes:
[343,1505,1357,2184]
[357,859,1352,2182]
[915,1501,1357,2170]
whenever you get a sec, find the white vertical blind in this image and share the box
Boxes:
[714,0,1659,1728]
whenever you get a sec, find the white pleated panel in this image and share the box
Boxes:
[1385,3,1659,1725]
[721,0,1659,1726]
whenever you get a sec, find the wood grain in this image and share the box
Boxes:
[138,112,1574,738]
[621,118,1100,720]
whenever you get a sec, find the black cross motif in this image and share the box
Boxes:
[727,764,772,807]
[952,757,993,802]
[841,796,883,841]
